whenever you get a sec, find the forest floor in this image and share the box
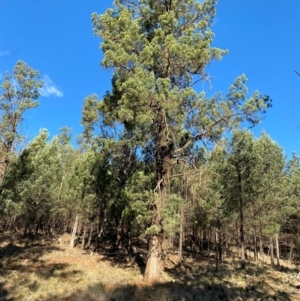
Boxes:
[0,233,300,301]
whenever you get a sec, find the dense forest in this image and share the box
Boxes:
[1,0,300,290]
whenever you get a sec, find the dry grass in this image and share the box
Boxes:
[0,233,299,301]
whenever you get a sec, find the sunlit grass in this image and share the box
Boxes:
[0,233,300,300]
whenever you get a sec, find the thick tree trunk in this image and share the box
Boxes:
[69,215,79,249]
[144,235,163,282]
[144,123,171,282]
[144,109,176,282]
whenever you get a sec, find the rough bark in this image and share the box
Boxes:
[144,235,163,283]
[144,115,171,282]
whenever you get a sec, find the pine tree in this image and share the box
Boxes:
[254,132,290,266]
[224,130,256,269]
[1,129,63,238]
[92,0,271,281]
[0,61,43,183]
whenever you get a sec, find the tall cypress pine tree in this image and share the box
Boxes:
[91,0,271,281]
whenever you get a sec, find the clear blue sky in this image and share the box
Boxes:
[0,0,300,157]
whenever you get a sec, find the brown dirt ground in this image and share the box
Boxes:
[0,233,300,301]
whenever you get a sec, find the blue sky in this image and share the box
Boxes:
[0,0,300,157]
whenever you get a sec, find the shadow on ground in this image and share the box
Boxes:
[20,278,294,301]
[0,234,75,301]
[0,235,298,301]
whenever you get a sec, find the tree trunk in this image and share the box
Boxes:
[223,231,228,259]
[9,217,16,246]
[218,222,222,262]
[114,217,124,249]
[270,237,274,266]
[275,234,280,266]
[81,223,87,250]
[289,245,293,265]
[178,204,184,263]
[215,230,219,272]
[207,229,210,254]
[93,211,107,253]
[144,127,171,282]
[77,220,82,237]
[237,168,245,270]
[144,235,163,282]
[69,215,79,249]
[240,207,245,269]
[87,223,94,248]
[199,228,202,254]
[254,228,258,261]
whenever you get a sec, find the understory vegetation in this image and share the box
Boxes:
[1,0,300,299]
